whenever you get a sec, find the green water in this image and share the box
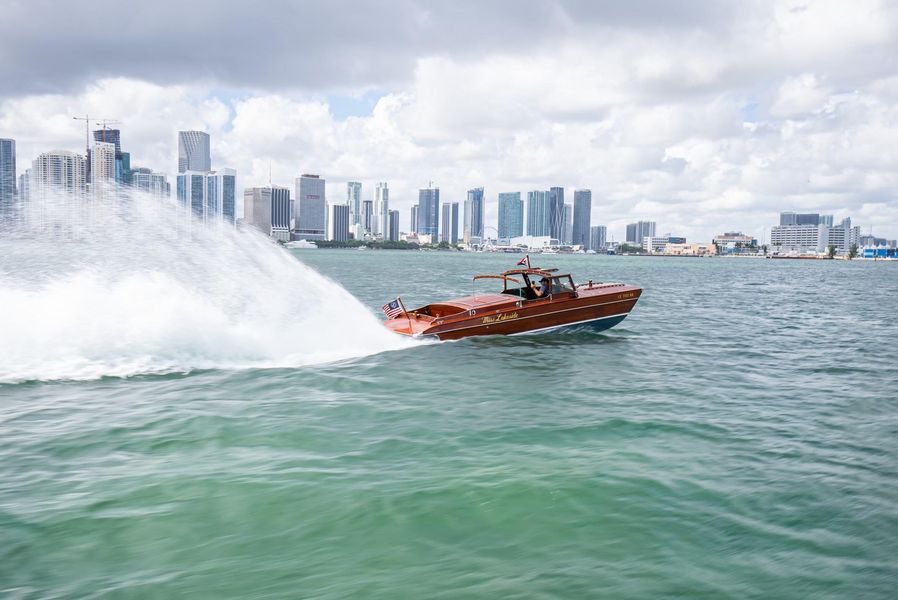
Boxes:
[2,252,897,599]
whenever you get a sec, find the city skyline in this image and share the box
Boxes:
[1,2,896,241]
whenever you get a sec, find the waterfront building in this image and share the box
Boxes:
[178,131,211,173]
[771,218,860,254]
[644,235,686,253]
[362,200,373,233]
[819,215,834,227]
[347,181,362,228]
[572,190,591,247]
[388,210,399,242]
[178,169,236,225]
[435,202,460,244]
[589,225,607,251]
[527,190,551,237]
[563,203,573,245]
[32,150,86,198]
[90,141,116,200]
[498,192,523,239]
[418,186,439,237]
[626,221,656,244]
[244,186,291,241]
[328,203,350,241]
[663,243,715,256]
[294,174,326,240]
[374,182,389,237]
[18,169,31,203]
[0,138,16,206]
[859,235,896,248]
[463,187,484,244]
[713,232,757,254]
[410,205,418,233]
[131,168,171,199]
[92,128,131,184]
[546,186,564,239]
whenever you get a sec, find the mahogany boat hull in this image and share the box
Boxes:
[384,284,641,340]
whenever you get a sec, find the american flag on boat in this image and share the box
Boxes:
[382,298,404,319]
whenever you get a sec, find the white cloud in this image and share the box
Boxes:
[3,1,898,241]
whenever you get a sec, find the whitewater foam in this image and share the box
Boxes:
[0,189,414,383]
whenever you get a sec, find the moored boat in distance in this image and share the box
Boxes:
[382,261,642,340]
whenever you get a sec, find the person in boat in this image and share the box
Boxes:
[533,276,551,298]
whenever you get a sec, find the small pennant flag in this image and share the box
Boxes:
[382,298,404,319]
[516,256,528,266]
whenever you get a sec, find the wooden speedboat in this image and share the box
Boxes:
[382,262,642,340]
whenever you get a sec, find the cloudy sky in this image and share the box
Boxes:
[2,0,897,241]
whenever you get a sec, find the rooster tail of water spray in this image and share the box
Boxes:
[0,188,412,383]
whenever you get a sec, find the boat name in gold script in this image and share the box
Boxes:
[482,312,518,324]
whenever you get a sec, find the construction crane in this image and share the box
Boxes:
[72,115,120,155]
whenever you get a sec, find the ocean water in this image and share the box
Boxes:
[2,227,897,597]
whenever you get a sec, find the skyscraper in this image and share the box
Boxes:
[626,221,656,244]
[410,205,418,234]
[347,181,362,227]
[294,174,326,240]
[18,170,31,203]
[417,186,439,237]
[563,203,573,245]
[244,186,291,241]
[32,151,86,197]
[527,190,551,237]
[375,182,389,237]
[178,131,211,173]
[131,168,171,199]
[589,225,607,251]
[779,212,820,226]
[91,141,116,199]
[177,169,236,225]
[388,210,399,242]
[549,186,565,242]
[463,187,484,244]
[0,138,17,206]
[572,189,592,247]
[440,202,460,244]
[328,204,350,241]
[362,199,373,232]
[498,192,523,239]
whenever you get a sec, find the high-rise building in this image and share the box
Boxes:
[131,168,171,199]
[32,150,86,198]
[91,141,116,199]
[347,181,362,227]
[562,203,573,245]
[244,186,291,241]
[589,226,607,251]
[362,199,374,233]
[328,203,350,241]
[463,187,484,244]
[819,214,834,227]
[18,170,31,203]
[549,186,565,242]
[374,182,389,237]
[440,202,460,244]
[177,169,236,225]
[178,131,211,173]
[418,186,439,237]
[294,174,326,240]
[92,128,134,184]
[572,190,592,247]
[206,169,236,224]
[410,205,418,234]
[449,202,459,244]
[498,192,523,239]
[0,138,16,206]
[388,210,399,242]
[527,190,551,237]
[779,212,821,227]
[626,221,656,244]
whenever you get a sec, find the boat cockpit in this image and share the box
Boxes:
[475,269,576,301]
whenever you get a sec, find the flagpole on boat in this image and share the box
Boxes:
[397,296,412,327]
